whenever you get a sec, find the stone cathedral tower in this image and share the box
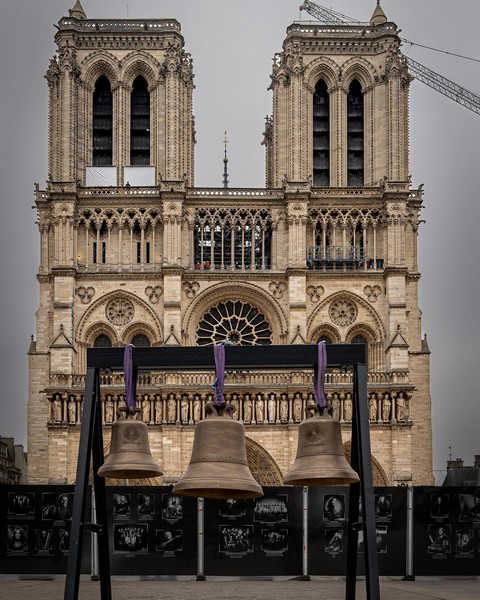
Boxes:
[28,1,432,486]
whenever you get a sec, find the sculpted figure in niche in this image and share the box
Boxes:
[167,393,177,423]
[243,393,252,423]
[382,395,391,422]
[154,396,163,423]
[344,393,353,422]
[181,396,189,423]
[68,398,76,424]
[369,396,377,421]
[293,392,303,422]
[193,394,201,422]
[142,397,150,423]
[53,396,62,422]
[331,394,341,421]
[280,393,289,422]
[267,393,276,422]
[255,394,264,423]
[230,393,239,420]
[396,392,406,421]
[105,397,114,423]
[117,396,126,415]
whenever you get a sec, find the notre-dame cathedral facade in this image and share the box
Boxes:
[28,1,432,486]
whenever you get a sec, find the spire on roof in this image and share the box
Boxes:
[370,1,387,26]
[69,1,87,20]
[222,130,229,189]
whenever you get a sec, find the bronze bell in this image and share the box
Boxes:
[283,406,359,486]
[98,411,163,479]
[172,402,263,499]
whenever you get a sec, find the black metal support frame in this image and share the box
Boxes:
[64,344,380,600]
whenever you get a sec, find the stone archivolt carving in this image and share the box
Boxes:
[182,281,200,299]
[329,299,357,327]
[106,298,135,326]
[268,281,287,299]
[363,285,382,303]
[145,285,163,304]
[306,285,324,303]
[76,286,95,304]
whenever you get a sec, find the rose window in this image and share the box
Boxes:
[106,298,135,326]
[329,299,357,327]
[196,300,272,346]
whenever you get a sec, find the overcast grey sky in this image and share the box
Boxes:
[0,1,479,477]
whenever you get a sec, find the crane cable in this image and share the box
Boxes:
[401,38,480,65]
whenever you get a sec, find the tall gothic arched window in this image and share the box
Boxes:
[313,79,330,187]
[130,76,150,165]
[92,76,113,166]
[347,79,364,187]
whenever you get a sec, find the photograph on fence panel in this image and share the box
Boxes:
[413,486,480,575]
[204,487,303,576]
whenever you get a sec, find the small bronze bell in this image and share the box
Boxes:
[283,406,359,486]
[172,402,263,499]
[98,410,163,479]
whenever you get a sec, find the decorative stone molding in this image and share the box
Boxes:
[145,285,163,304]
[106,298,135,326]
[363,284,382,303]
[182,280,200,299]
[76,286,95,304]
[306,284,325,303]
[268,281,287,299]
[329,299,357,327]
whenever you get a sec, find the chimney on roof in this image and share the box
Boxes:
[447,458,464,469]
[474,455,480,468]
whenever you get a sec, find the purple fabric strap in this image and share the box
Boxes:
[213,344,226,406]
[314,341,327,408]
[124,344,137,412]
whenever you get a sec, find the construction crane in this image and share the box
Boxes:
[299,1,480,116]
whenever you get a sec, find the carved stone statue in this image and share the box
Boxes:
[293,393,303,422]
[142,397,150,423]
[230,393,239,420]
[382,395,391,422]
[154,396,163,423]
[331,394,340,421]
[344,393,353,422]
[53,396,62,422]
[181,396,189,423]
[369,396,377,421]
[255,393,264,423]
[395,392,405,421]
[243,393,252,423]
[105,397,114,423]
[280,393,289,422]
[193,394,201,422]
[167,393,176,423]
[68,398,76,423]
[267,393,276,422]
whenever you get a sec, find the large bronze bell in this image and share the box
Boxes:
[172,402,263,499]
[283,406,359,486]
[97,410,163,479]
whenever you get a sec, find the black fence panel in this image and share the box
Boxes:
[308,486,407,576]
[203,487,303,576]
[0,485,91,574]
[106,486,197,576]
[413,486,480,576]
